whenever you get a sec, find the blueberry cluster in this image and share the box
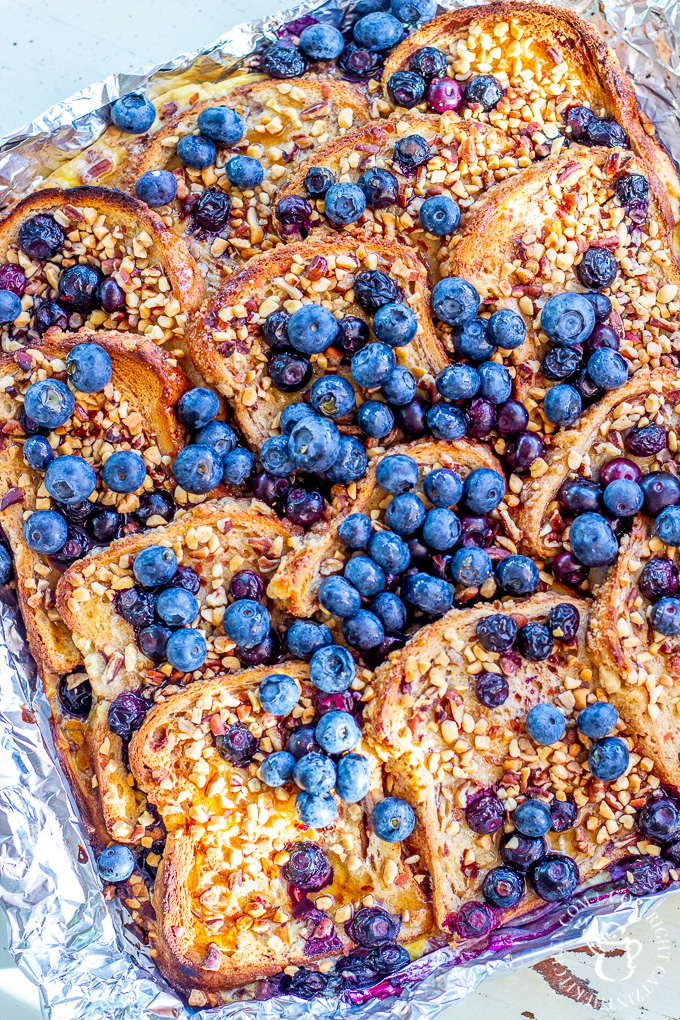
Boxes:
[171,386,255,492]
[475,602,579,684]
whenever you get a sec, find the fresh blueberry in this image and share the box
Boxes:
[262,42,307,79]
[24,379,75,429]
[431,277,479,328]
[487,309,526,350]
[386,71,426,108]
[423,507,461,551]
[353,12,403,49]
[570,512,618,567]
[226,155,264,190]
[650,597,680,636]
[66,342,112,393]
[223,598,270,648]
[449,546,493,587]
[177,134,216,169]
[586,348,628,392]
[230,569,264,602]
[544,384,582,426]
[426,403,468,440]
[453,317,494,361]
[166,628,207,671]
[514,799,552,837]
[385,493,425,535]
[102,450,146,493]
[550,799,577,832]
[310,643,356,692]
[134,169,178,207]
[391,0,436,21]
[326,435,368,484]
[368,530,410,573]
[517,622,554,661]
[465,74,503,110]
[356,400,393,438]
[18,215,64,260]
[558,478,602,516]
[287,304,339,354]
[436,364,479,401]
[23,510,68,554]
[530,855,579,902]
[324,182,367,226]
[462,467,504,514]
[354,270,398,314]
[137,625,170,663]
[477,361,512,404]
[577,701,618,739]
[300,23,345,59]
[98,844,136,883]
[285,620,332,659]
[588,736,629,780]
[339,513,372,549]
[540,292,595,346]
[495,554,539,596]
[370,591,407,633]
[318,576,362,617]
[343,609,385,649]
[173,444,222,493]
[296,791,337,828]
[193,187,231,230]
[372,302,417,347]
[526,703,565,745]
[371,797,415,842]
[395,397,430,436]
[288,416,341,472]
[482,867,524,909]
[423,468,463,507]
[656,505,680,546]
[375,454,418,494]
[582,291,613,323]
[194,420,237,459]
[465,397,495,440]
[285,486,325,529]
[0,289,22,324]
[641,472,680,515]
[345,554,385,596]
[279,402,317,434]
[476,614,517,652]
[268,352,313,392]
[496,399,529,436]
[294,751,337,794]
[351,343,395,388]
[603,479,643,517]
[316,710,361,753]
[260,751,295,787]
[395,133,431,169]
[410,46,448,80]
[45,456,96,504]
[177,388,219,429]
[23,435,54,471]
[309,376,355,418]
[0,545,10,586]
[401,571,453,614]
[419,194,460,236]
[577,247,617,290]
[155,587,199,626]
[133,545,177,587]
[110,93,155,133]
[336,753,372,802]
[259,436,294,478]
[198,105,245,144]
[304,166,335,199]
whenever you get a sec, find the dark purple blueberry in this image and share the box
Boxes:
[98,277,126,312]
[584,323,619,354]
[499,832,547,873]
[58,264,102,312]
[193,187,231,231]
[88,507,124,543]
[107,690,147,739]
[338,42,384,81]
[275,195,313,233]
[289,969,328,999]
[0,264,27,295]
[551,551,588,587]
[426,77,465,113]
[475,671,510,707]
[367,943,410,976]
[337,315,370,356]
[639,557,680,602]
[138,623,171,662]
[133,489,175,526]
[48,524,91,569]
[586,117,627,148]
[406,536,431,567]
[458,514,494,548]
[640,472,680,515]
[430,554,452,580]
[303,167,335,200]
[638,796,680,843]
[516,622,554,662]
[286,725,321,759]
[58,672,92,717]
[482,867,524,908]
[335,950,377,990]
[268,352,313,392]
[353,269,398,314]
[504,432,544,474]
[599,457,642,487]
[262,309,290,349]
[546,603,580,643]
[34,301,69,334]
[216,723,258,766]
[410,46,448,80]
[496,399,529,436]
[230,569,265,601]
[466,397,495,439]
[252,470,290,507]
[172,565,201,595]
[449,901,496,939]
[576,247,617,290]
[314,690,355,716]
[530,853,579,902]
[617,856,668,896]
[387,71,425,108]
[115,587,156,629]
[55,500,93,524]
[550,798,577,832]
[18,215,64,260]
[282,842,333,891]
[625,424,667,457]
[285,488,325,526]
[565,104,595,141]
[476,614,517,652]
[262,42,307,79]
[558,478,602,515]
[615,173,649,206]
[542,346,583,381]
[394,397,430,437]
[236,631,280,667]
[574,369,601,402]
[345,906,400,947]
[362,633,405,668]
[465,792,504,834]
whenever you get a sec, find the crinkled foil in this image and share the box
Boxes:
[2,1,680,1017]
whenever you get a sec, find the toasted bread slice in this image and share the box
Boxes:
[268,438,515,618]
[124,78,370,288]
[186,235,449,449]
[128,663,433,993]
[364,592,662,932]
[519,367,680,562]
[0,330,187,675]
[441,147,680,422]
[56,497,301,841]
[0,186,205,357]
[382,2,680,220]
[276,112,522,279]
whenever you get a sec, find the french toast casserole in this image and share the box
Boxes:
[4,1,680,1007]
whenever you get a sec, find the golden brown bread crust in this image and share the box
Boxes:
[381,2,680,220]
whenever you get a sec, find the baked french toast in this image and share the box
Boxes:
[0,187,205,357]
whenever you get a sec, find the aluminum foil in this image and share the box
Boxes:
[2,1,680,1017]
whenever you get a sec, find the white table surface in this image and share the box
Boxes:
[2,2,680,1018]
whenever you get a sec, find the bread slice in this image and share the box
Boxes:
[124,78,370,288]
[56,497,301,841]
[441,147,680,420]
[381,2,680,220]
[519,367,680,561]
[0,329,188,676]
[276,111,521,279]
[128,663,433,994]
[186,234,449,449]
[0,186,205,358]
[363,592,663,933]
[268,437,516,618]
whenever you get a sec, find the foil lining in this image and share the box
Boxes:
[1,0,680,1017]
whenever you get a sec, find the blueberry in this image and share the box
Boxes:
[65,342,112,394]
[385,493,425,535]
[495,554,539,596]
[260,751,295,787]
[453,317,495,361]
[487,308,526,350]
[419,194,460,236]
[226,154,264,190]
[18,215,64,260]
[391,0,436,21]
[577,247,618,290]
[110,92,155,133]
[386,71,426,108]
[309,376,356,420]
[173,444,222,493]
[517,622,554,662]
[394,133,431,169]
[423,468,463,508]
[23,435,54,471]
[335,317,369,359]
[514,798,552,837]
[577,701,618,739]
[476,614,517,652]
[500,832,548,873]
[268,352,313,392]
[558,478,602,515]
[422,507,461,551]
[155,587,199,627]
[357,400,394,437]
[465,792,504,834]
[319,434,365,484]
[650,596,680,636]
[193,187,231,230]
[336,753,372,802]
[401,571,453,614]
[375,454,418,494]
[436,364,479,401]
[353,12,403,49]
[296,791,337,828]
[570,512,618,567]
[526,703,565,745]
[449,546,492,587]
[107,690,147,739]
[426,403,468,440]
[615,173,649,206]
[371,797,415,842]
[582,291,613,322]
[588,736,630,781]
[134,169,178,207]
[339,40,385,81]
[638,796,680,843]
[98,844,136,884]
[275,195,313,234]
[0,289,22,324]
[133,546,177,587]
[285,488,324,527]
[310,644,356,692]
[354,270,398,314]
[462,467,504,514]
[223,598,269,648]
[324,182,367,226]
[410,46,448,79]
[230,569,264,602]
[351,343,395,388]
[318,576,362,617]
[216,724,259,766]
[58,264,101,312]
[300,23,345,59]
[262,42,307,79]
[344,554,385,596]
[0,544,11,586]
[33,301,69,334]
[24,379,75,428]
[546,603,580,643]
[258,436,294,479]
[45,456,96,504]
[285,620,332,659]
[475,671,509,707]
[368,530,410,573]
[294,752,337,793]
[339,513,372,549]
[177,388,219,430]
[316,710,361,753]
[23,510,68,554]
[544,384,582,426]
[540,292,595,346]
[626,424,667,458]
[101,450,146,494]
[176,134,216,169]
[565,105,596,141]
[283,840,333,889]
[58,673,92,716]
[542,346,583,381]
[279,402,317,434]
[602,479,643,518]
[198,105,245,145]
[482,867,524,909]
[343,609,385,649]
[530,855,579,902]
[431,277,479,327]
[194,421,237,460]
[166,628,207,671]
[639,557,680,603]
[370,591,407,633]
[395,397,430,436]
[358,168,399,208]
[477,360,512,404]
[289,416,341,473]
[304,166,335,199]
[586,349,628,393]
[465,74,504,110]
[287,304,339,354]
[656,505,680,547]
[550,798,577,832]
[641,472,680,515]
[372,302,417,347]
[496,399,529,436]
